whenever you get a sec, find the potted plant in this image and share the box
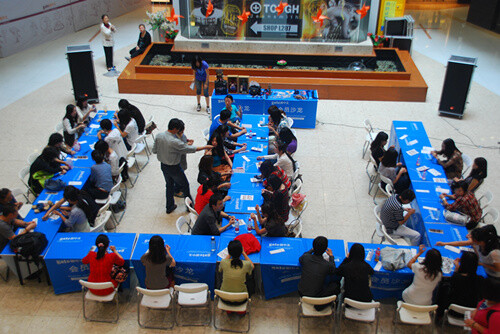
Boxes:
[367,33,388,48]
[146,10,168,42]
[164,28,179,43]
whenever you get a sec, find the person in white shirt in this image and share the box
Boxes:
[402,246,443,305]
[63,104,85,148]
[100,14,116,71]
[76,94,96,123]
[97,119,128,159]
[114,109,138,150]
[95,140,120,181]
[257,141,295,181]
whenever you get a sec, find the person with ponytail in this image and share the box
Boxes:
[257,140,295,180]
[453,157,488,193]
[219,240,254,297]
[194,177,230,214]
[141,235,175,289]
[82,234,124,295]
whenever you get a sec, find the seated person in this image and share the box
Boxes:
[94,140,120,181]
[29,146,68,195]
[98,119,128,159]
[126,24,151,60]
[336,243,374,302]
[436,252,484,319]
[403,246,443,305]
[440,180,482,229]
[431,138,463,179]
[464,278,500,333]
[43,186,94,232]
[259,160,291,191]
[278,127,298,155]
[75,94,96,123]
[141,235,176,290]
[217,125,247,158]
[197,155,231,188]
[453,157,487,193]
[118,99,145,134]
[298,236,339,310]
[194,177,231,214]
[0,205,36,252]
[251,203,288,237]
[379,148,410,194]
[63,104,86,148]
[370,131,389,167]
[0,188,23,216]
[436,225,500,279]
[114,109,139,151]
[82,234,125,296]
[84,150,113,200]
[257,141,295,181]
[191,193,233,236]
[219,240,254,300]
[220,94,242,123]
[209,109,246,138]
[48,132,75,157]
[262,175,290,223]
[380,189,420,246]
[267,105,291,138]
[206,131,232,175]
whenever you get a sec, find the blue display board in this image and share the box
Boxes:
[44,232,137,294]
[211,92,266,120]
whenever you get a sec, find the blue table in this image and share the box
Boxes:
[229,173,264,192]
[264,89,318,129]
[260,237,345,299]
[424,223,469,247]
[221,213,262,238]
[232,155,262,175]
[225,189,263,214]
[36,168,91,204]
[211,92,267,120]
[44,232,137,294]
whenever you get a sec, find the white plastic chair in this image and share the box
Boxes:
[174,283,211,326]
[291,220,303,238]
[461,154,473,177]
[54,122,64,133]
[290,178,303,196]
[298,295,337,334]
[202,128,210,142]
[366,155,380,194]
[340,298,381,333]
[185,197,199,217]
[126,143,139,186]
[117,160,128,199]
[95,174,124,226]
[176,216,192,235]
[79,280,119,323]
[90,211,111,233]
[286,116,294,128]
[136,287,174,330]
[442,303,476,330]
[478,190,493,210]
[27,152,39,165]
[373,174,395,204]
[18,166,36,202]
[213,289,251,333]
[362,119,376,159]
[481,207,499,225]
[134,134,150,171]
[371,202,409,246]
[393,301,437,333]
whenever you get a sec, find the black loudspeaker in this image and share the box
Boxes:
[66,45,98,103]
[438,56,477,119]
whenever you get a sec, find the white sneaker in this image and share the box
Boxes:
[206,107,211,115]
[196,104,201,112]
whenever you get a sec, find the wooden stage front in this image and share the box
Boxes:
[118,44,427,102]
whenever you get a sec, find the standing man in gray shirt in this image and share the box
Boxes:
[153,118,212,214]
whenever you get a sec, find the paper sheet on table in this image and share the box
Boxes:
[415,189,430,193]
[396,127,407,130]
[89,124,100,129]
[433,178,447,183]
[241,195,254,201]
[423,206,438,211]
[411,249,417,257]
[233,168,244,173]
[78,141,87,144]
[242,155,250,162]
[407,139,418,146]
[270,248,285,255]
[436,186,450,194]
[421,146,434,154]
[399,134,408,140]
[250,178,260,183]
[428,168,441,176]
[416,166,429,172]
[241,124,252,128]
[374,261,383,271]
[218,247,229,259]
[68,181,82,186]
[251,147,263,152]
[406,149,418,156]
[445,245,461,254]
[247,206,256,211]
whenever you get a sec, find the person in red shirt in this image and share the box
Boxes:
[195,177,232,215]
[82,234,124,296]
[440,180,482,229]
[464,278,500,333]
[259,160,291,191]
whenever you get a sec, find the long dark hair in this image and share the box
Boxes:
[199,155,214,174]
[118,99,131,110]
[208,131,224,157]
[201,177,217,195]
[41,146,60,162]
[260,202,279,222]
[268,105,282,125]
[146,235,167,264]
[370,132,388,151]
[259,160,275,178]
[191,55,203,70]
[470,157,487,179]
[279,127,296,146]
[381,147,398,168]
[76,95,88,110]
[348,243,366,262]
[277,141,296,172]
[441,138,460,159]
[471,225,499,256]
[117,109,132,131]
[48,133,64,147]
[63,186,93,224]
[95,234,109,260]
[457,251,478,276]
[228,240,243,268]
[64,104,77,127]
[422,248,442,280]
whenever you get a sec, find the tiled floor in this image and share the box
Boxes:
[0,4,499,334]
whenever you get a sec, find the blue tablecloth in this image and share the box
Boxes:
[44,232,137,294]
[232,156,262,175]
[229,173,264,192]
[211,92,267,120]
[36,168,91,204]
[260,237,345,299]
[424,223,469,247]
[264,89,318,129]
[224,189,263,214]
[217,234,261,264]
[221,213,262,238]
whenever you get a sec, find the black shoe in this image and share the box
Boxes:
[166,204,177,214]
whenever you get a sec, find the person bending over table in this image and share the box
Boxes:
[259,160,291,191]
[118,99,145,134]
[257,141,295,181]
[194,177,231,214]
[298,236,340,311]
[98,119,128,161]
[431,138,463,180]
[209,109,246,139]
[29,146,68,195]
[43,186,94,232]
[141,235,176,290]
[217,125,247,158]
[75,94,96,123]
[379,148,410,194]
[125,24,151,61]
[197,155,231,188]
[402,246,442,305]
[63,104,86,148]
[453,157,487,193]
[335,243,374,302]
[191,193,233,236]
[380,189,420,246]
[262,175,290,224]
[82,234,124,296]
[435,251,484,320]
[84,150,113,200]
[370,131,391,168]
[279,127,298,155]
[0,205,36,252]
[114,109,138,151]
[94,140,120,182]
[0,188,24,216]
[220,94,242,124]
[206,131,232,175]
[48,132,75,157]
[267,105,291,137]
[464,277,500,333]
[219,240,254,306]
[440,180,482,230]
[251,203,288,237]
[436,225,500,279]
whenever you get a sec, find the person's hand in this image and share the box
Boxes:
[251,213,256,221]
[135,46,139,50]
[326,248,333,257]
[228,215,235,221]
[400,167,407,173]
[229,217,235,224]
[61,169,67,175]
[26,221,36,231]
[187,139,194,145]
[464,318,475,328]
[396,162,403,167]
[15,202,23,210]
[439,194,445,199]
[223,196,231,202]
[419,245,426,253]
[453,257,460,268]
[435,241,445,246]
[42,212,50,221]
[242,143,247,148]
[255,204,260,212]
[390,145,395,149]
[205,145,214,150]
[165,244,171,252]
[431,151,437,157]
[406,208,416,215]
[113,120,119,127]
[109,245,116,252]
[257,156,263,160]
[70,150,76,155]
